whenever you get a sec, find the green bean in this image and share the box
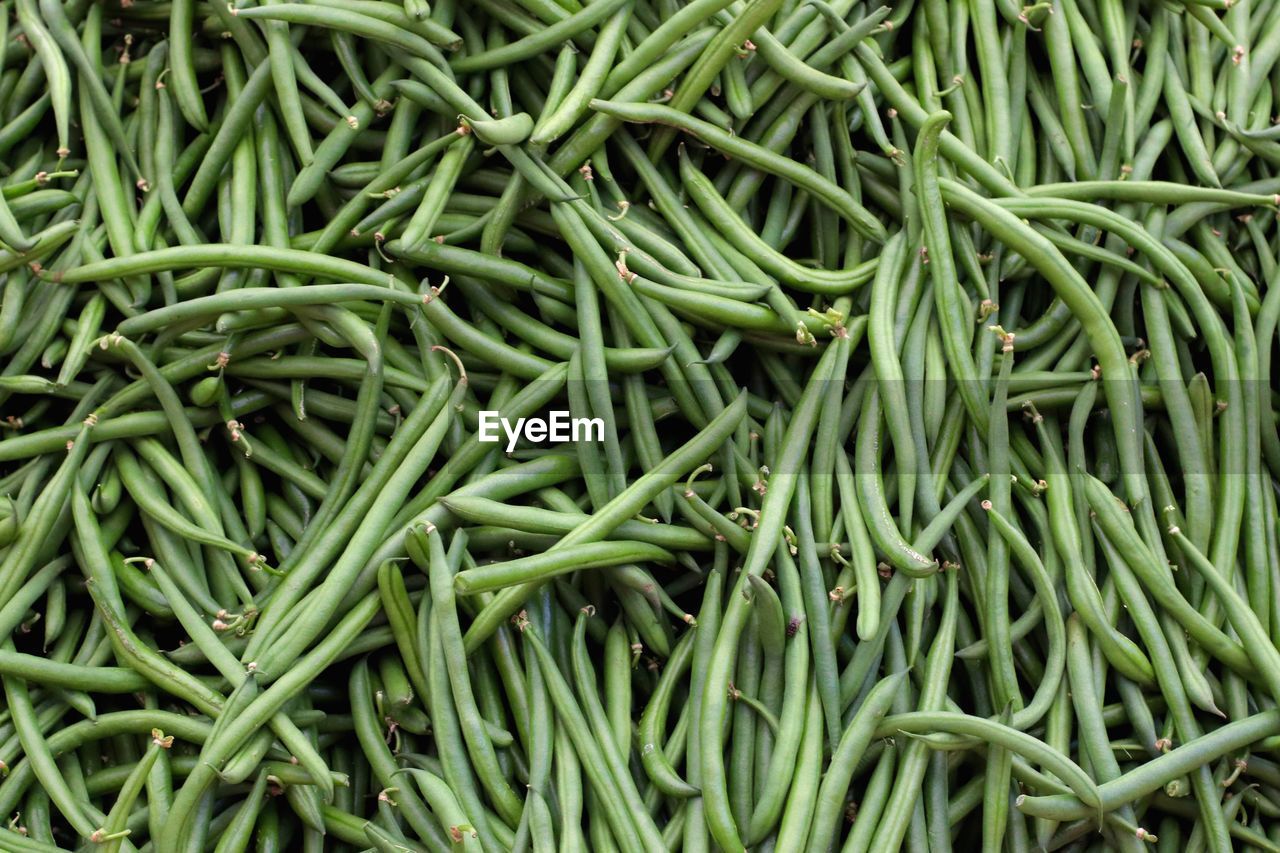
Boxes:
[771,683,824,851]
[1030,408,1155,684]
[160,594,381,850]
[1085,476,1252,675]
[462,391,746,650]
[117,285,425,337]
[868,570,961,851]
[1167,521,1280,703]
[417,525,512,824]
[4,4,1279,847]
[452,0,632,72]
[808,671,908,850]
[250,368,464,673]
[571,612,665,844]
[643,0,785,159]
[400,134,475,249]
[795,473,843,750]
[677,149,876,294]
[1020,711,1280,822]
[454,540,674,593]
[167,0,209,130]
[591,100,886,242]
[983,501,1065,730]
[942,180,1146,507]
[531,7,631,145]
[1,662,99,840]
[753,28,865,101]
[520,621,649,853]
[854,386,937,576]
[1065,615,1151,850]
[0,646,147,694]
[0,420,94,603]
[698,349,846,851]
[13,0,69,165]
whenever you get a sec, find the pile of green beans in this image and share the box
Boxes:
[3,0,1280,849]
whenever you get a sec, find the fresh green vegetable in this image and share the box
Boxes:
[0,1,1277,850]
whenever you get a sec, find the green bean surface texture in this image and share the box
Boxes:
[0,0,1277,850]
